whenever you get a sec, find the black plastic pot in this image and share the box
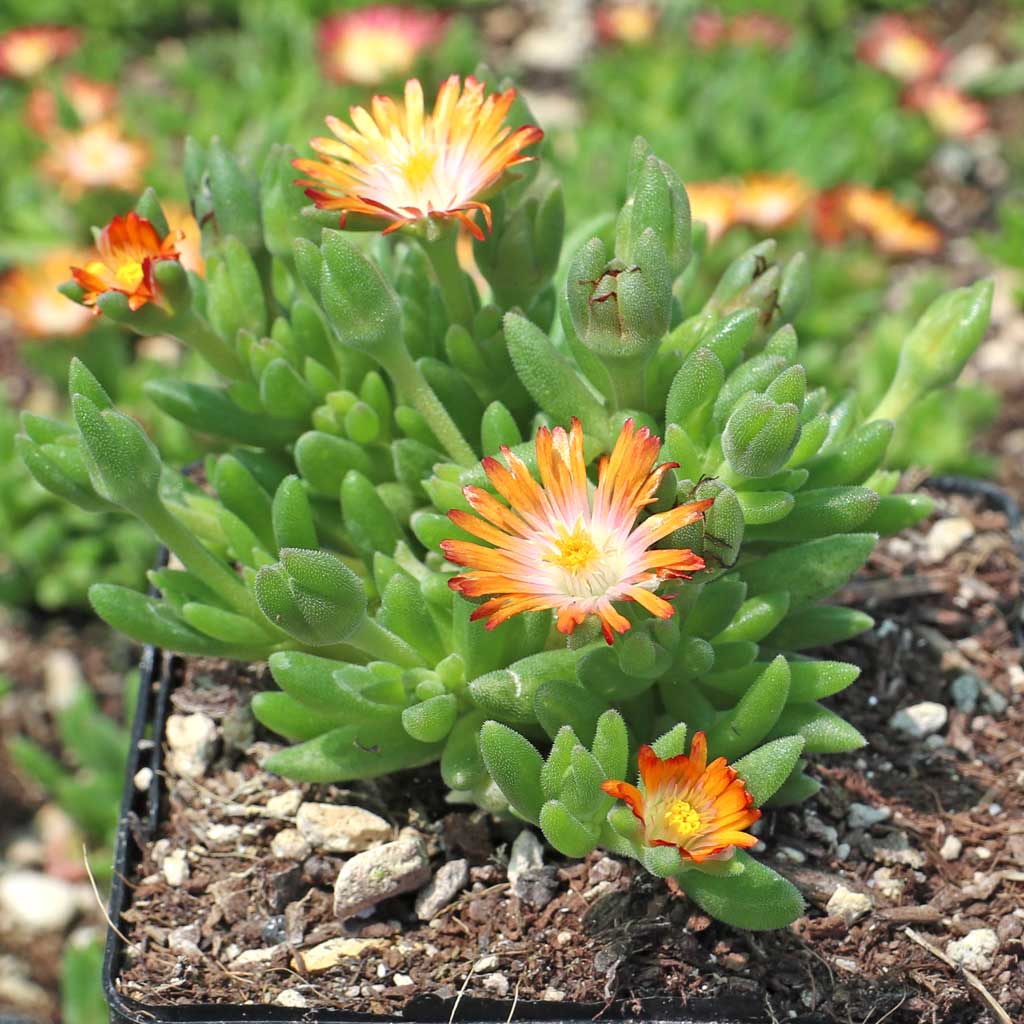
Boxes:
[102,479,1024,1024]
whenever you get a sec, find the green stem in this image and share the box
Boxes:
[602,352,651,412]
[869,375,916,423]
[172,310,248,380]
[422,231,476,328]
[382,346,477,467]
[143,501,258,620]
[349,617,427,668]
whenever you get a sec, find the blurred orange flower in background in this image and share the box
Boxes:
[26,74,118,135]
[318,5,448,86]
[904,81,989,139]
[71,212,183,312]
[734,172,812,232]
[684,181,739,242]
[815,185,942,257]
[857,15,946,83]
[595,2,659,45]
[0,25,79,79]
[161,202,205,277]
[0,249,93,339]
[40,120,148,198]
[690,10,790,51]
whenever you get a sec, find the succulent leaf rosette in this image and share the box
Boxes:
[19,73,994,931]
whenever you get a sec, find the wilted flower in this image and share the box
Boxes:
[602,733,761,863]
[442,418,712,644]
[294,75,543,239]
[41,120,148,198]
[734,173,812,232]
[595,2,659,45]
[317,6,448,86]
[71,212,183,312]
[685,181,739,242]
[904,81,989,139]
[690,10,790,51]
[26,74,118,135]
[0,249,93,339]
[815,185,942,256]
[0,25,79,78]
[857,15,946,83]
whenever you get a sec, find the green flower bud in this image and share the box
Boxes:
[722,394,801,479]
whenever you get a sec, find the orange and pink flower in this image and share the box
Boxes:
[294,75,543,240]
[690,10,790,51]
[904,81,989,139]
[441,418,712,644]
[0,249,93,339]
[318,5,448,86]
[857,15,946,83]
[40,120,148,198]
[602,733,761,863]
[685,181,740,243]
[0,25,79,78]
[70,212,184,313]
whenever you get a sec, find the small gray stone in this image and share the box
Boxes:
[825,885,872,924]
[415,859,469,920]
[543,986,566,1002]
[271,828,312,861]
[333,836,431,921]
[482,972,509,997]
[507,830,544,885]
[847,802,892,829]
[265,790,303,818]
[393,973,415,988]
[296,803,391,854]
[512,865,560,908]
[165,713,218,778]
[162,849,190,887]
[925,516,974,562]
[0,871,77,933]
[946,929,999,972]
[168,923,201,957]
[475,954,500,973]
[982,686,1008,715]
[940,835,963,861]
[951,674,980,714]
[589,856,623,882]
[43,650,84,713]
[273,990,307,1008]
[889,701,947,739]
[776,845,807,864]
[872,832,925,869]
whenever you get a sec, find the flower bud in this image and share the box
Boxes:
[616,139,691,277]
[254,547,367,646]
[722,394,801,479]
[207,137,262,251]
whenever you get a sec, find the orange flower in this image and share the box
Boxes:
[318,6,448,86]
[161,202,205,277]
[70,212,183,313]
[734,172,812,232]
[595,3,659,45]
[685,181,740,243]
[441,418,712,644]
[857,15,946,83]
[601,733,760,863]
[41,120,148,198]
[0,25,79,78]
[26,74,118,135]
[689,10,790,51]
[0,249,93,339]
[814,185,942,257]
[294,75,543,240]
[904,81,989,139]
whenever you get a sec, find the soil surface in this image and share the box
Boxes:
[109,487,1023,1024]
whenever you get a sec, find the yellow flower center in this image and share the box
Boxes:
[550,527,600,573]
[664,798,703,837]
[401,149,438,192]
[115,261,144,290]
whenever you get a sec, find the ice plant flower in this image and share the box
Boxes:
[293,75,543,239]
[690,10,790,51]
[41,120,148,199]
[318,6,448,86]
[0,250,93,339]
[842,186,942,256]
[601,733,760,863]
[0,25,79,78]
[904,81,989,139]
[441,418,712,643]
[70,212,183,313]
[595,3,659,45]
[161,202,206,277]
[857,15,946,83]
[26,74,118,135]
[685,181,740,243]
[734,173,812,232]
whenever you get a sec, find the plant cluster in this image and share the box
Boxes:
[19,66,993,929]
